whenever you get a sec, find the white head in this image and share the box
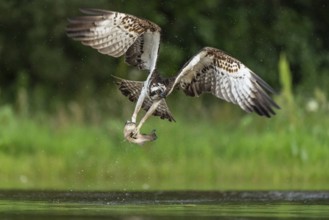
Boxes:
[149,83,166,100]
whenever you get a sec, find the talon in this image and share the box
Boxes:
[125,120,136,126]
[124,120,138,140]
[130,130,138,139]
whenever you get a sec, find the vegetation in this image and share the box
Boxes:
[0,0,329,190]
[1,95,329,190]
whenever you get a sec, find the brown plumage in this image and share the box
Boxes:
[66,8,161,70]
[113,75,175,122]
[67,9,280,144]
[169,47,280,117]
[114,47,280,120]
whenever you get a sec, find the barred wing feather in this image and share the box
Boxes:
[171,47,280,117]
[66,8,161,71]
[113,76,175,122]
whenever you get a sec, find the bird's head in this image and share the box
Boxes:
[150,83,167,100]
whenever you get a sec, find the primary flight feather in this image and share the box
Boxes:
[66,8,280,142]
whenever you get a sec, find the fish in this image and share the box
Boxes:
[123,121,157,145]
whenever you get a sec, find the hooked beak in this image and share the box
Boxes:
[159,92,167,98]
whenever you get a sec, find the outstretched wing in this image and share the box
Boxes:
[66,8,161,71]
[113,76,175,122]
[171,47,280,117]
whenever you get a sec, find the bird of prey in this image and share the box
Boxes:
[66,8,280,143]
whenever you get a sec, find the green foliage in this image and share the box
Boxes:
[278,52,295,123]
[1,0,329,107]
[0,103,329,190]
[1,0,329,191]
[279,53,293,103]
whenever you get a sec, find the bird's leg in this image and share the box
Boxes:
[133,100,161,136]
[131,87,147,123]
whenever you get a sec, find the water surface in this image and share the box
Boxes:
[1,190,328,219]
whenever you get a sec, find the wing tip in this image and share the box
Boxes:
[248,71,281,117]
[250,71,278,94]
[251,95,280,118]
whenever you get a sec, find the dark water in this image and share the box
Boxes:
[1,191,329,219]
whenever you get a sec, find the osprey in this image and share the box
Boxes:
[67,8,280,144]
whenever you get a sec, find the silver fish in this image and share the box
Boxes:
[123,121,157,145]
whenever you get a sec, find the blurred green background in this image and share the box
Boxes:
[0,0,328,190]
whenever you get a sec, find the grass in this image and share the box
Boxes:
[0,96,329,191]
